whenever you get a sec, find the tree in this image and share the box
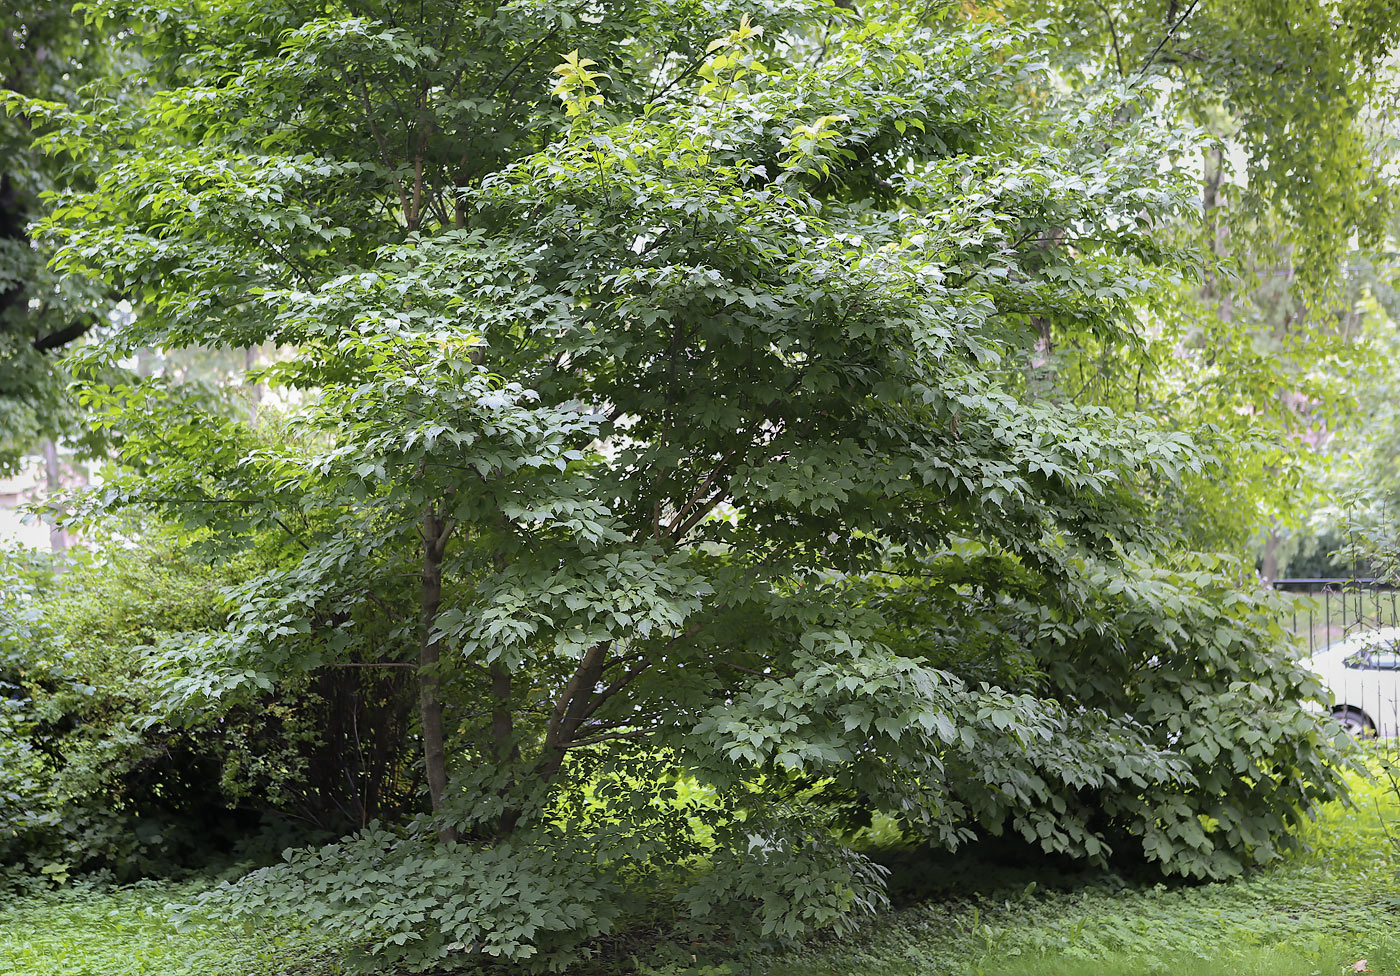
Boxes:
[998,0,1400,564]
[25,0,1348,967]
[1006,0,1400,276]
[0,2,122,469]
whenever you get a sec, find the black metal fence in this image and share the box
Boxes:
[1272,578,1400,739]
[1271,578,1400,658]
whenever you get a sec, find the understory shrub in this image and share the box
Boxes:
[0,532,424,885]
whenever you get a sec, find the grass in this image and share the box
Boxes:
[0,878,346,976]
[2,766,1397,976]
[769,766,1400,976]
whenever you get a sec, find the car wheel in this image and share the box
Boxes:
[1332,706,1376,737]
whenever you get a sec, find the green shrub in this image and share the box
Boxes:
[0,532,420,885]
[835,548,1352,880]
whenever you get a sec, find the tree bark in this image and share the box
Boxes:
[418,507,457,844]
[490,660,523,837]
[1026,314,1056,398]
[244,345,263,411]
[537,642,611,787]
[1201,146,1229,309]
[1261,524,1280,583]
[42,439,67,553]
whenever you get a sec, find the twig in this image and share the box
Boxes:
[1131,0,1201,85]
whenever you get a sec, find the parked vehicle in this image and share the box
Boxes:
[1303,627,1400,737]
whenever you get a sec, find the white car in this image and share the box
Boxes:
[1303,627,1400,737]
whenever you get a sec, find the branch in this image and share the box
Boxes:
[32,318,95,353]
[326,661,418,668]
[717,659,791,678]
[147,496,269,504]
[271,514,312,551]
[1093,0,1126,79]
[666,448,736,538]
[354,68,412,222]
[544,641,609,747]
[564,727,655,750]
[1131,0,1201,84]
[573,659,650,727]
[573,612,713,731]
[669,487,729,541]
[648,52,710,103]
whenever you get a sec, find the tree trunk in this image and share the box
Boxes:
[42,439,67,553]
[490,660,523,837]
[418,507,457,844]
[244,344,263,411]
[537,642,610,786]
[1201,146,1229,308]
[1261,524,1280,583]
[1026,314,1056,398]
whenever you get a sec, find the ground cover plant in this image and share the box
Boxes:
[768,763,1400,976]
[0,879,347,976]
[2,764,1397,975]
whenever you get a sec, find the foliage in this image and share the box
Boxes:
[3,767,1396,975]
[0,1,129,469]
[865,548,1352,878]
[1005,0,1400,284]
[0,531,419,886]
[12,0,1359,969]
[996,0,1400,564]
[0,878,348,976]
[0,539,243,883]
[769,766,1400,976]
[0,548,58,877]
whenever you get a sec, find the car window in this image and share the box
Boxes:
[1372,650,1400,670]
[1344,641,1400,670]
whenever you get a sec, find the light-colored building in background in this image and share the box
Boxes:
[0,448,87,550]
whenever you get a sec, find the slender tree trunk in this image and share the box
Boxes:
[42,439,67,553]
[1026,314,1056,398]
[1023,224,1065,400]
[418,507,457,844]
[1201,146,1229,308]
[1261,524,1281,583]
[244,344,263,412]
[490,660,523,837]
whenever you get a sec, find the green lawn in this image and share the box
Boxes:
[0,878,346,976]
[2,769,1398,976]
[770,768,1400,976]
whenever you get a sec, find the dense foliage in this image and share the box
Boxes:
[1005,0,1400,571]
[2,0,1380,971]
[0,3,127,467]
[0,536,396,886]
[3,764,1396,975]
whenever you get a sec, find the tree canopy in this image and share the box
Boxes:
[0,2,126,467]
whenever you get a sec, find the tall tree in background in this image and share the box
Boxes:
[0,3,119,469]
[1000,0,1400,567]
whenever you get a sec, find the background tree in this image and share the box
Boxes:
[0,3,126,468]
[998,0,1400,570]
